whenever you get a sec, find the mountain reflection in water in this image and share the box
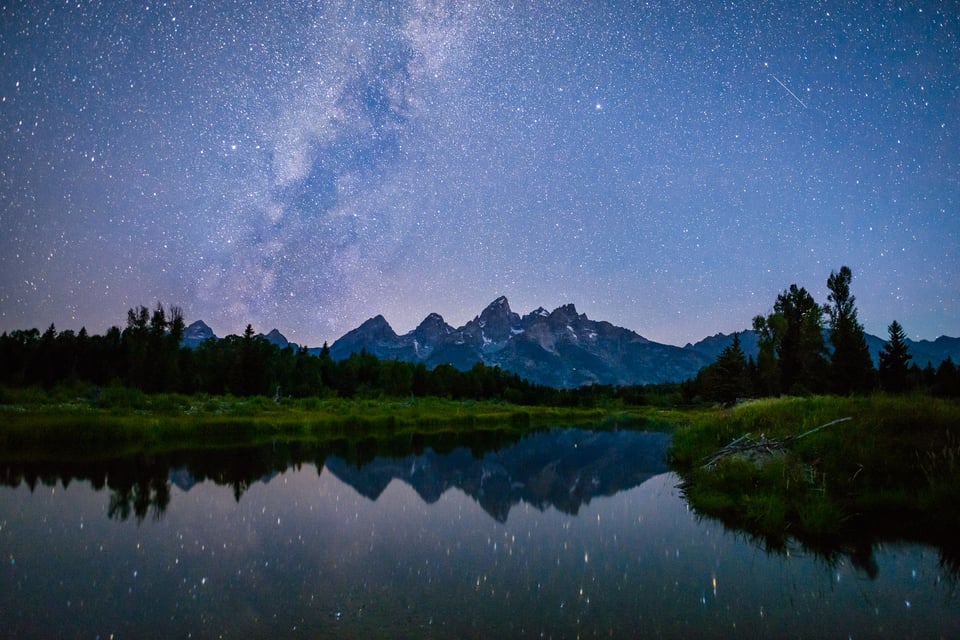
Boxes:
[0,428,670,524]
[325,429,670,522]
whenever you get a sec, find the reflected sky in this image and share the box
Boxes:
[2,457,957,638]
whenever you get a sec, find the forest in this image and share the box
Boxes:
[684,266,959,401]
[1,267,957,405]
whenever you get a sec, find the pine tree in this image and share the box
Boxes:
[709,334,750,404]
[878,320,911,393]
[934,357,960,397]
[825,266,875,394]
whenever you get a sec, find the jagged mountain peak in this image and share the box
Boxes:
[470,296,521,343]
[548,303,581,323]
[186,319,212,331]
[358,315,395,335]
[362,314,389,327]
[328,314,401,361]
[328,299,711,387]
[339,315,398,343]
[181,319,216,348]
[417,312,450,330]
[412,312,454,345]
[478,296,515,319]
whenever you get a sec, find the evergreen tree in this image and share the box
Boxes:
[237,324,268,396]
[702,333,750,404]
[878,320,911,393]
[145,303,169,391]
[754,284,828,395]
[825,266,875,394]
[122,305,151,389]
[163,306,185,391]
[318,342,336,391]
[934,357,960,397]
[37,324,59,388]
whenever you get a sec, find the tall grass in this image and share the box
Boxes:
[672,394,960,545]
[0,385,647,461]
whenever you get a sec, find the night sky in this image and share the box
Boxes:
[2,1,957,347]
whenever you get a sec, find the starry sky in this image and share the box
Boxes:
[2,1,957,347]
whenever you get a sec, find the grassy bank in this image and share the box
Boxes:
[7,385,958,549]
[0,385,645,460]
[670,394,960,548]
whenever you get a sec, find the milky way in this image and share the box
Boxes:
[1,1,957,346]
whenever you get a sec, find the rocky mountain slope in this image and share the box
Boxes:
[329,296,711,387]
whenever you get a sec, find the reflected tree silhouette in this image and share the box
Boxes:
[107,477,171,523]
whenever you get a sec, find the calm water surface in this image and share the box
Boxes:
[1,429,957,638]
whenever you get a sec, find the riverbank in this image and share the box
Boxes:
[0,385,650,460]
[5,385,958,550]
[669,394,960,549]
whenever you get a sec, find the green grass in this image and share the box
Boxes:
[671,394,960,546]
[0,384,650,460]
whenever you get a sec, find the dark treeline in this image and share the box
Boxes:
[0,303,664,406]
[685,266,960,402]
[3,267,956,406]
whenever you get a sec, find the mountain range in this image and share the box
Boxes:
[181,297,960,388]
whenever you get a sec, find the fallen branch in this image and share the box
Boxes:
[702,417,852,469]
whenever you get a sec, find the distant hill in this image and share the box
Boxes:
[181,321,301,352]
[684,330,960,369]
[683,331,761,362]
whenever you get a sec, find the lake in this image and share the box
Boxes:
[2,428,957,638]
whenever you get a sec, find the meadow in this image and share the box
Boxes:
[0,384,635,460]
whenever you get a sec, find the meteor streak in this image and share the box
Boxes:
[770,74,807,109]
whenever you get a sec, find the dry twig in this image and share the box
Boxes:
[702,417,852,469]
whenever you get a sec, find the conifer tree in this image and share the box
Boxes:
[878,320,911,393]
[709,333,750,404]
[825,266,875,394]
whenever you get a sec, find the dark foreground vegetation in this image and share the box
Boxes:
[670,395,960,555]
[674,267,959,551]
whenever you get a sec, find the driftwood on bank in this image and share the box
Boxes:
[701,417,852,469]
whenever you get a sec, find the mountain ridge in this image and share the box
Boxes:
[328,297,710,387]
[183,298,959,388]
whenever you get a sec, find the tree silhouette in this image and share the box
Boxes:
[692,333,751,403]
[934,357,960,397]
[879,320,912,393]
[825,266,875,394]
[753,284,827,395]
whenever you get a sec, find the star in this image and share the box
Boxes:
[0,0,956,346]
